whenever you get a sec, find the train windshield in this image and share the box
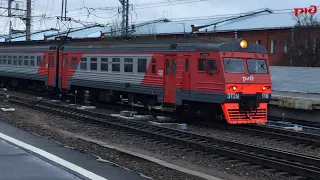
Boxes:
[247,59,268,74]
[223,58,245,73]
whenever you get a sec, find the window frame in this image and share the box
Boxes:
[223,58,245,73]
[246,59,268,74]
[198,58,218,73]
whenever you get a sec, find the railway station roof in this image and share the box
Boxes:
[0,8,310,42]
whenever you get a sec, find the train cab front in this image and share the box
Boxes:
[220,40,272,124]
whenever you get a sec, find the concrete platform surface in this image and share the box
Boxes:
[0,138,84,180]
[270,66,320,94]
[0,120,150,180]
[270,91,320,110]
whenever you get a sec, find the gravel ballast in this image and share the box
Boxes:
[0,103,303,180]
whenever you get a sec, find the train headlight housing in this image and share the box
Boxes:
[240,40,248,49]
[232,86,237,91]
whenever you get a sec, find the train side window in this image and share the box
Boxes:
[151,58,156,74]
[8,56,12,65]
[137,59,146,73]
[100,58,108,71]
[80,57,87,70]
[172,59,176,76]
[42,56,46,67]
[112,58,120,72]
[3,56,6,64]
[18,56,23,66]
[24,56,29,66]
[207,60,217,71]
[71,57,78,70]
[36,56,41,66]
[185,59,189,72]
[124,58,133,73]
[165,59,170,75]
[30,56,35,67]
[63,56,69,68]
[198,59,206,71]
[13,56,17,66]
[90,58,97,71]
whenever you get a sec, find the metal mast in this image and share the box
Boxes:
[26,0,31,41]
[119,0,129,36]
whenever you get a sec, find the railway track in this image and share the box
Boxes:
[5,95,320,179]
[204,122,320,148]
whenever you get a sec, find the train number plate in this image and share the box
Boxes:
[262,93,269,99]
[227,93,240,99]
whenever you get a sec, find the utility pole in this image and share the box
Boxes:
[0,0,27,42]
[118,0,129,36]
[26,0,31,41]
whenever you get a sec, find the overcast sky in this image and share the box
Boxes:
[0,0,318,34]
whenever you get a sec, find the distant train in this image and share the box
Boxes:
[0,37,272,124]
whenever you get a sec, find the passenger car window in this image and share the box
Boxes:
[138,59,146,73]
[223,58,244,73]
[247,59,268,74]
[112,58,120,72]
[124,58,133,73]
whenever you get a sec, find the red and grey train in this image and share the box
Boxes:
[0,37,272,124]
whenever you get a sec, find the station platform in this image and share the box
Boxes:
[0,120,150,180]
[270,91,320,110]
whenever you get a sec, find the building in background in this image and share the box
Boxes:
[1,8,319,66]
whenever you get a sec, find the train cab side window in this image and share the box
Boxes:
[90,58,97,71]
[185,59,189,72]
[13,56,17,66]
[18,56,23,66]
[198,59,206,71]
[124,58,133,73]
[112,58,120,72]
[207,60,217,71]
[71,57,78,70]
[30,56,35,67]
[24,56,29,66]
[36,56,41,66]
[151,58,156,74]
[100,58,108,71]
[165,59,170,75]
[80,57,87,70]
[138,59,147,73]
[172,59,176,76]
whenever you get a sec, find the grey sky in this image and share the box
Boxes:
[0,0,318,34]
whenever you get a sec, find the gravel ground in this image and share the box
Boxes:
[0,104,302,180]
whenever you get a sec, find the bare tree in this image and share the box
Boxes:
[285,13,320,67]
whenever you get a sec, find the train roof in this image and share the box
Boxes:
[0,37,267,54]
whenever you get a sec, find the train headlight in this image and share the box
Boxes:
[262,86,266,91]
[240,40,248,49]
[232,86,237,91]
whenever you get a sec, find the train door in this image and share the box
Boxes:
[61,54,69,92]
[182,57,190,93]
[47,53,55,89]
[163,56,177,104]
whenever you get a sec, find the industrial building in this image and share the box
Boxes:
[0,8,319,65]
